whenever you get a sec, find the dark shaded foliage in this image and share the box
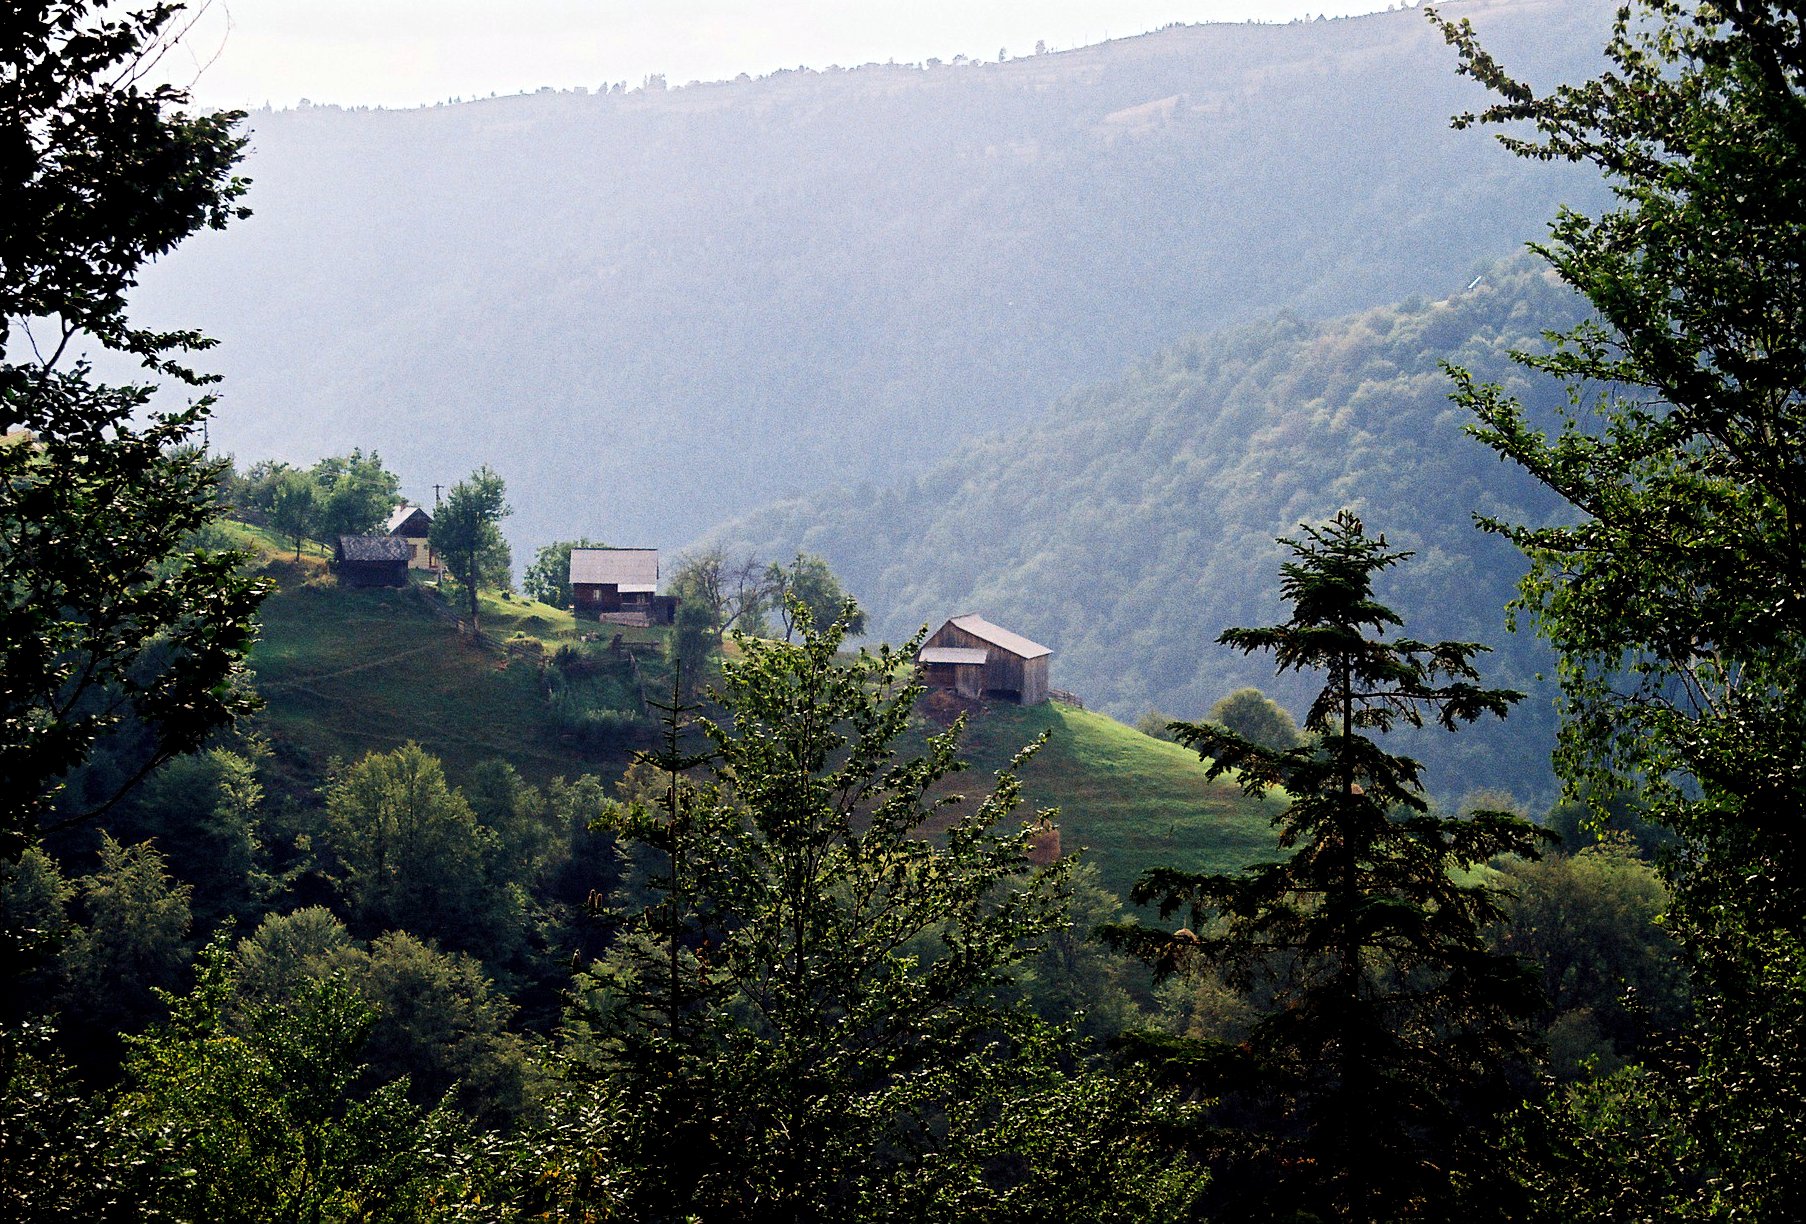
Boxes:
[1107,513,1549,1220]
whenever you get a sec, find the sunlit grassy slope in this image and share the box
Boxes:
[940,701,1283,905]
[232,521,1279,898]
[233,523,647,787]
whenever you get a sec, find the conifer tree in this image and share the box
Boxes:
[1110,511,1548,1221]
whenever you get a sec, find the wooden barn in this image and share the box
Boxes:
[569,547,677,625]
[919,614,1051,705]
[334,535,410,588]
[386,504,440,573]
[917,645,989,698]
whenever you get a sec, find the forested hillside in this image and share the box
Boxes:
[711,258,1585,800]
[237,535,1272,904]
[134,0,1616,552]
[13,0,1801,1213]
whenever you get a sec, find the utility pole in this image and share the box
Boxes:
[433,483,443,506]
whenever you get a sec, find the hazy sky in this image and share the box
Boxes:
[170,0,1402,110]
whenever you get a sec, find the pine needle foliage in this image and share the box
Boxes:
[1108,511,1550,1221]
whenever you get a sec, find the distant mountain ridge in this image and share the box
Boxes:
[708,259,1589,802]
[136,0,1618,553]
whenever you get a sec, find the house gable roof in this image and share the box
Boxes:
[946,614,1051,660]
[387,504,431,535]
[569,547,659,593]
[337,535,410,563]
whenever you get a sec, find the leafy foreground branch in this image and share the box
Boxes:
[544,603,1205,1220]
[0,0,270,855]
[1435,0,1806,1211]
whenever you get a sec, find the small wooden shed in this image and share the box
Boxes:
[386,504,440,573]
[335,535,410,588]
[920,614,1052,705]
[569,548,676,625]
[917,646,989,699]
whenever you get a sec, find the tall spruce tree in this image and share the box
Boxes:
[1433,0,1806,1209]
[1109,512,1548,1221]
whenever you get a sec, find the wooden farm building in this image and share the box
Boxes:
[569,547,678,626]
[334,535,410,588]
[919,614,1051,705]
[386,504,440,574]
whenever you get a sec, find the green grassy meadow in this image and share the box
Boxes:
[238,530,648,789]
[935,701,1282,906]
[233,520,1278,901]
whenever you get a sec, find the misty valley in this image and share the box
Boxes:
[4,0,1803,1219]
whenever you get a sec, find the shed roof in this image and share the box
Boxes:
[947,614,1051,660]
[918,646,990,666]
[387,504,430,534]
[570,547,659,593]
[337,535,410,563]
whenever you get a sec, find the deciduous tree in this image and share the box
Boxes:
[1206,685,1303,752]
[764,551,865,640]
[64,835,193,1051]
[1134,709,1179,742]
[668,546,770,642]
[357,931,530,1127]
[116,940,467,1222]
[113,745,266,927]
[570,606,1165,1218]
[1435,0,1806,1205]
[321,743,521,961]
[522,537,604,609]
[266,467,318,560]
[1492,835,1687,1079]
[0,847,75,1021]
[310,448,400,541]
[0,0,270,855]
[429,466,511,630]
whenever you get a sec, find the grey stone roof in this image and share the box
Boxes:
[337,535,410,562]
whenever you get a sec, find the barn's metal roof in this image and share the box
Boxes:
[569,547,659,593]
[337,535,410,562]
[918,646,990,666]
[948,614,1051,660]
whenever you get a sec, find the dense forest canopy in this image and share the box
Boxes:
[132,0,1616,552]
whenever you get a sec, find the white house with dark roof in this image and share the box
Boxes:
[386,504,439,573]
[919,614,1051,705]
